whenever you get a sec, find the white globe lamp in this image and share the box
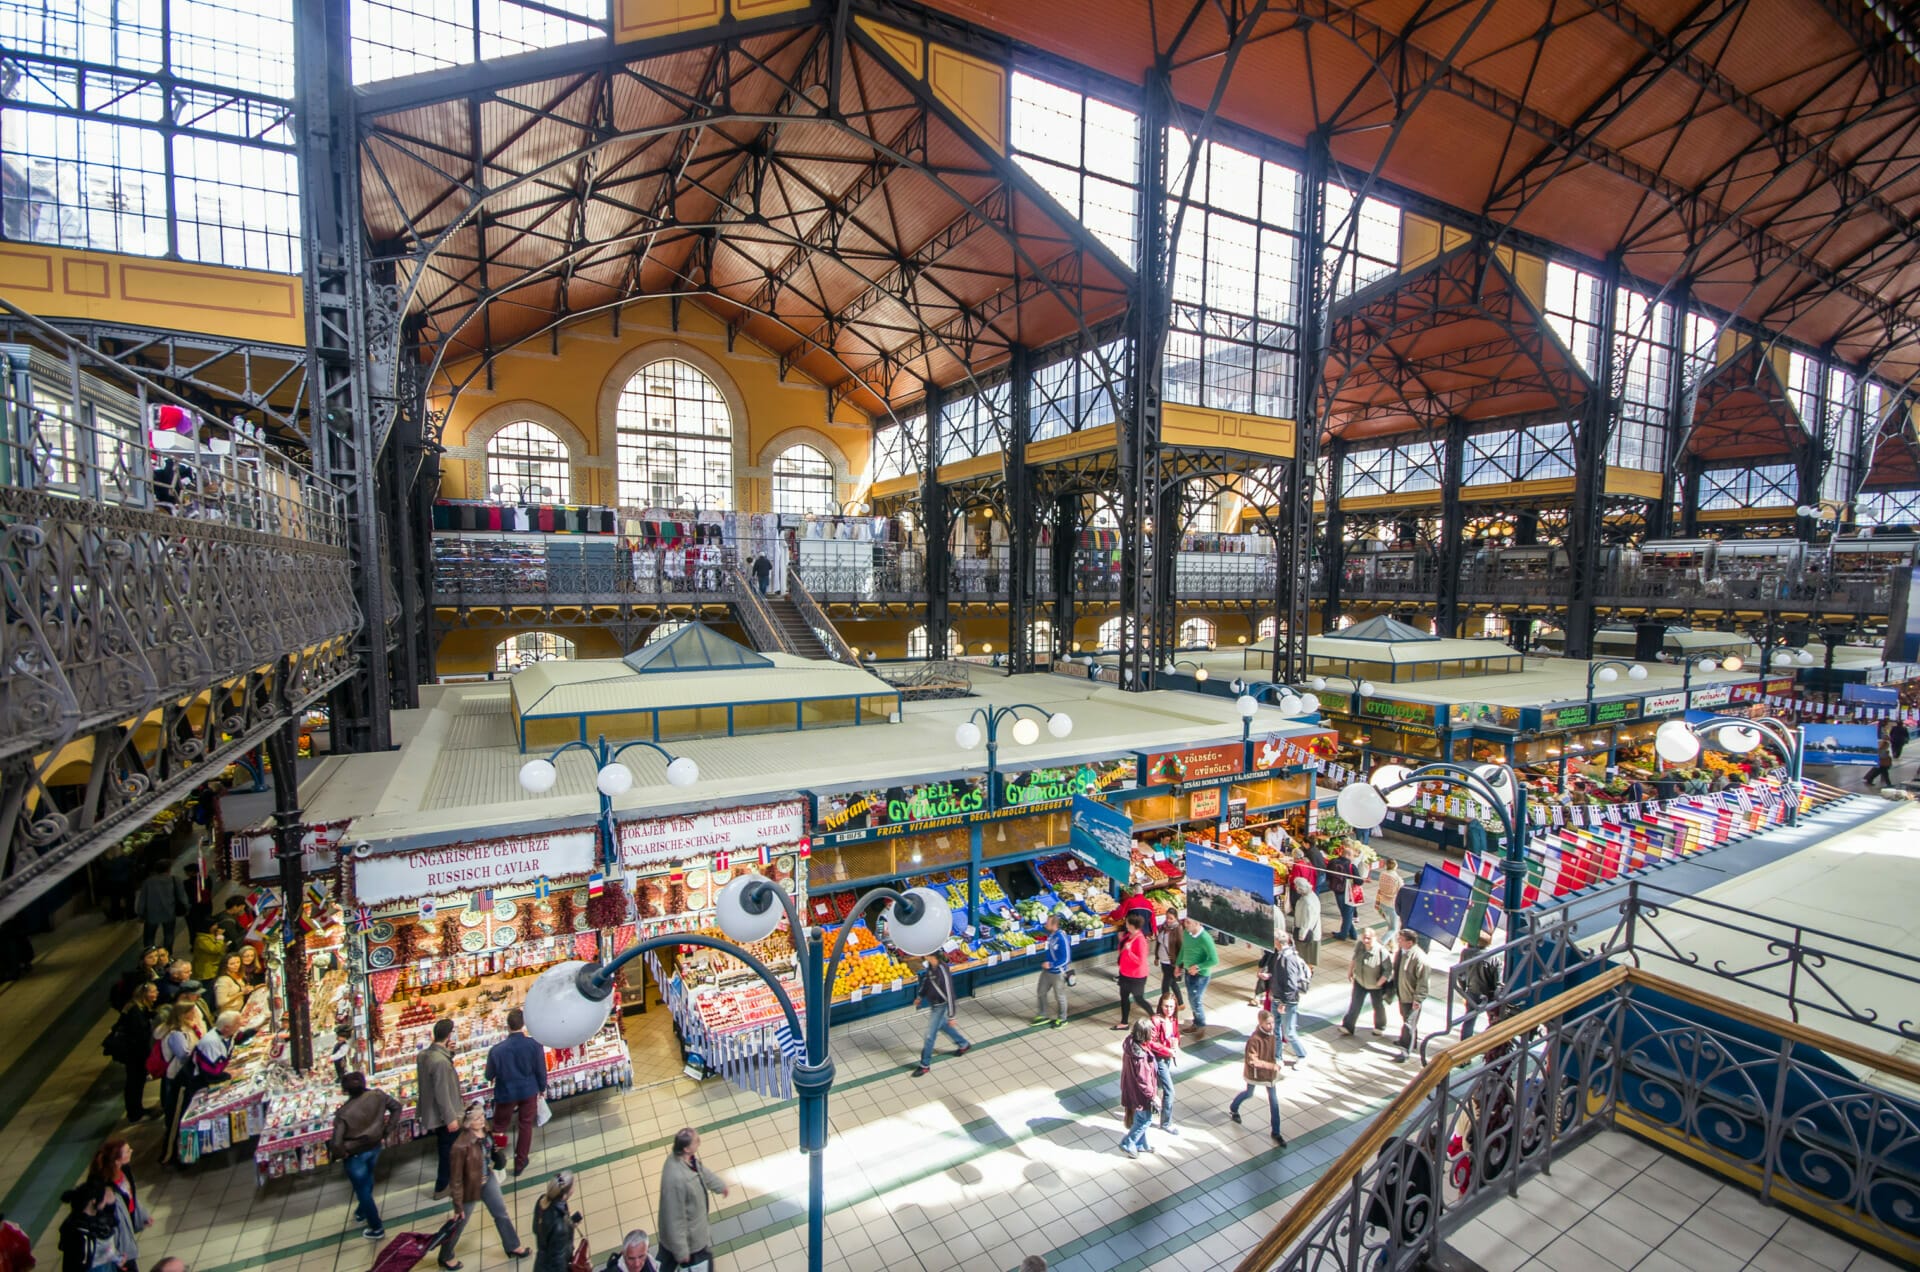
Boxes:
[665,756,699,787]
[1595,665,1618,684]
[1277,693,1303,717]
[595,763,634,797]
[1011,716,1041,746]
[882,887,953,957]
[521,960,612,1049]
[1297,692,1321,714]
[519,759,558,794]
[1194,667,1209,682]
[1372,763,1418,808]
[1720,725,1762,754]
[1357,680,1377,696]
[1336,782,1388,830]
[1047,711,1074,739]
[954,721,983,750]
[715,873,783,943]
[1654,719,1701,764]
[1236,694,1259,720]
[1627,664,1648,681]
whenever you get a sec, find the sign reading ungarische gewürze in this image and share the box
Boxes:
[353,831,597,905]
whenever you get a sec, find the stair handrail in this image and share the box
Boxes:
[785,572,858,663]
[727,565,791,654]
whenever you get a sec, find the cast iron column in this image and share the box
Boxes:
[1006,347,1035,672]
[1679,454,1704,537]
[1436,417,1468,637]
[1322,438,1347,636]
[921,384,950,660]
[265,723,313,1073]
[1649,298,1690,540]
[1565,258,1622,661]
[1052,493,1079,661]
[1119,68,1170,692]
[1283,132,1331,682]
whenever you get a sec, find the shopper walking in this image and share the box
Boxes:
[1032,914,1070,1027]
[602,1231,656,1272]
[1116,1019,1159,1159]
[330,1071,401,1239]
[1391,930,1431,1064]
[1866,725,1895,786]
[750,553,772,595]
[1340,928,1393,1037]
[910,954,970,1076]
[1892,719,1910,760]
[1227,1009,1285,1146]
[441,1104,529,1267]
[656,1129,729,1272]
[531,1172,580,1272]
[1176,917,1218,1034]
[1147,992,1181,1135]
[1374,858,1403,934]
[418,1019,464,1197]
[109,982,159,1122]
[1290,877,1322,971]
[1154,916,1184,1007]
[1273,936,1311,1063]
[187,921,225,984]
[1113,913,1153,1027]
[485,1009,548,1175]
[135,865,187,955]
[88,1140,150,1272]
[1325,845,1359,940]
[1458,933,1502,1041]
[56,1181,120,1272]
[210,898,247,953]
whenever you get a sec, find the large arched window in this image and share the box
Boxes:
[1179,618,1216,647]
[1256,616,1277,641]
[615,358,733,509]
[906,626,930,659]
[496,631,575,673]
[487,421,570,502]
[1096,617,1123,650]
[772,444,835,514]
[1028,619,1054,654]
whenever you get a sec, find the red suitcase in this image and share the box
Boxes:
[369,1220,457,1272]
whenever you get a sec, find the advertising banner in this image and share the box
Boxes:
[1689,684,1734,709]
[1189,787,1222,821]
[812,779,986,836]
[1640,690,1688,717]
[1068,795,1134,882]
[997,757,1136,809]
[622,800,809,867]
[1141,743,1244,786]
[354,831,597,905]
[1184,844,1279,948]
[1801,723,1880,766]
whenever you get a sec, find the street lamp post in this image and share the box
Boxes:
[1307,673,1377,770]
[1654,714,1806,827]
[1758,643,1816,677]
[1332,760,1530,969]
[1583,658,1649,710]
[519,876,956,1272]
[1230,681,1321,756]
[1164,658,1210,684]
[518,734,700,865]
[954,703,1074,809]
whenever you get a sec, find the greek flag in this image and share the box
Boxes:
[774,1023,806,1062]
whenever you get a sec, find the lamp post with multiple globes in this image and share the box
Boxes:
[953,702,1074,809]
[1653,714,1806,827]
[517,734,699,866]
[1583,658,1649,710]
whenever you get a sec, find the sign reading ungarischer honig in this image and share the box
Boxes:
[619,800,808,868]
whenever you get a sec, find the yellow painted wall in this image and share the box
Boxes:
[0,244,304,347]
[436,299,872,509]
[434,626,631,677]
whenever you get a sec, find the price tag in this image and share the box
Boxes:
[850,988,864,1002]
[890,979,903,991]
[988,953,1002,966]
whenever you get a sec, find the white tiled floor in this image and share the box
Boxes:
[1444,1131,1903,1272]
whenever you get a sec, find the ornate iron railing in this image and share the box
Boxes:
[0,328,358,918]
[1237,965,1920,1271]
[870,659,973,698]
[432,536,739,605]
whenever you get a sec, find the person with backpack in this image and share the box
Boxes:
[1273,935,1312,1064]
[56,1181,120,1272]
[107,982,160,1123]
[155,1003,205,1166]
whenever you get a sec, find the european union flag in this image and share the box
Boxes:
[1405,863,1472,944]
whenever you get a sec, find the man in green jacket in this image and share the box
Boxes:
[1176,917,1219,1031]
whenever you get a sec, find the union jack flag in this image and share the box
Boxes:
[352,906,373,932]
[1461,851,1503,883]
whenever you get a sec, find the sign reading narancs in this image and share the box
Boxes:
[354,831,597,905]
[620,800,808,867]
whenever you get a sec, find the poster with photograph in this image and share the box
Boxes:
[1183,845,1278,949]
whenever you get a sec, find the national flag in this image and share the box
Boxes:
[304,880,329,909]
[533,876,552,900]
[1406,864,1473,944]
[773,1023,806,1062]
[419,896,437,921]
[1461,873,1503,945]
[351,905,373,933]
[797,838,812,859]
[1522,851,1548,907]
[758,845,772,867]
[588,871,606,898]
[469,887,495,914]
[715,850,730,872]
[1461,851,1502,884]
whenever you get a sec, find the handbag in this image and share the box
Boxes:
[569,1237,592,1272]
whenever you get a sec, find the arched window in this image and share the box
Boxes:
[487,421,570,502]
[1028,619,1054,654]
[496,631,574,673]
[1256,616,1277,641]
[615,358,733,509]
[906,626,930,659]
[1179,618,1216,647]
[772,444,836,515]
[1096,617,1123,650]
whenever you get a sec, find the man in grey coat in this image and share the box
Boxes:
[136,863,188,953]
[1391,929,1431,1064]
[417,1018,464,1196]
[656,1127,729,1272]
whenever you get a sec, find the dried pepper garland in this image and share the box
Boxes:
[553,892,578,935]
[585,878,628,929]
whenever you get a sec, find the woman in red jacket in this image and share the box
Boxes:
[1113,912,1154,1029]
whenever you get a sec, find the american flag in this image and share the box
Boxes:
[773,1023,806,1062]
[469,887,495,913]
